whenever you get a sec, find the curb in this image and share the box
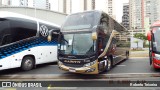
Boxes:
[129,57,149,59]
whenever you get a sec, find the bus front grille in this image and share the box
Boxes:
[63,63,84,68]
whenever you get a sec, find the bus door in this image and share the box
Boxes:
[98,37,103,56]
[98,33,107,57]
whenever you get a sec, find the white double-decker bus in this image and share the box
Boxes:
[0,11,60,71]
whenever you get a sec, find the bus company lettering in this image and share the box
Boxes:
[64,60,81,63]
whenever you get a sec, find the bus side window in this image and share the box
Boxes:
[10,18,37,42]
[1,34,12,45]
[0,20,11,46]
[100,19,109,34]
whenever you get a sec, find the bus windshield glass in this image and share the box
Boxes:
[152,27,160,53]
[60,33,96,55]
[62,11,101,30]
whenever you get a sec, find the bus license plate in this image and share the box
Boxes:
[69,68,76,72]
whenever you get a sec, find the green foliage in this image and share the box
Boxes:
[134,33,147,40]
[117,41,130,47]
[134,40,139,43]
[144,44,149,48]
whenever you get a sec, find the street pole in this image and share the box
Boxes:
[34,0,37,18]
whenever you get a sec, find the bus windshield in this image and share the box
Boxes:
[152,27,160,53]
[60,33,96,55]
[62,11,101,30]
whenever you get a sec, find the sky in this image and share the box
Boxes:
[2,0,129,23]
[49,0,129,22]
[115,0,129,22]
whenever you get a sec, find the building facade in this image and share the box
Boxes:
[108,0,113,16]
[145,0,160,25]
[129,0,145,30]
[129,0,160,36]
[2,0,19,6]
[33,0,49,9]
[20,0,28,6]
[1,0,116,21]
[122,3,129,30]
[2,0,49,9]
[48,0,115,18]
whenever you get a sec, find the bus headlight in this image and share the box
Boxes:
[154,54,160,60]
[84,61,96,67]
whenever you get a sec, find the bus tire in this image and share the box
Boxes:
[126,51,129,60]
[106,57,112,71]
[21,56,34,71]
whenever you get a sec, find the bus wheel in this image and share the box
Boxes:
[21,56,34,71]
[106,58,112,71]
[126,51,129,60]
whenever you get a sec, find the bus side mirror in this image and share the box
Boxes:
[47,35,52,42]
[47,29,59,42]
[147,31,151,41]
[92,32,97,40]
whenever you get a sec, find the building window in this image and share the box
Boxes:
[92,0,95,9]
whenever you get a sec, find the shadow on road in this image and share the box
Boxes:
[0,62,57,75]
[153,68,160,72]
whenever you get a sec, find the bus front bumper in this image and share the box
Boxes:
[153,59,160,68]
[58,61,99,74]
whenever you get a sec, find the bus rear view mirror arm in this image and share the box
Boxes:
[91,25,104,40]
[47,29,60,42]
[92,25,104,31]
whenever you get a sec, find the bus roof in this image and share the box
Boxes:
[68,10,102,15]
[151,20,160,27]
[0,11,60,28]
[64,10,127,32]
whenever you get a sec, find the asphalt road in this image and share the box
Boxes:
[0,57,160,90]
[0,57,159,75]
[108,57,157,74]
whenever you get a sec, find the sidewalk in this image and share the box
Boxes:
[130,50,149,57]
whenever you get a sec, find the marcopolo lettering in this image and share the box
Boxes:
[64,60,81,63]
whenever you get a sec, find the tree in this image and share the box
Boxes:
[134,33,147,47]
[134,33,147,41]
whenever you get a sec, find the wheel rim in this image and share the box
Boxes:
[24,59,33,69]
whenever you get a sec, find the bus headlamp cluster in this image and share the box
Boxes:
[154,54,160,60]
[85,68,96,73]
[84,61,96,67]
